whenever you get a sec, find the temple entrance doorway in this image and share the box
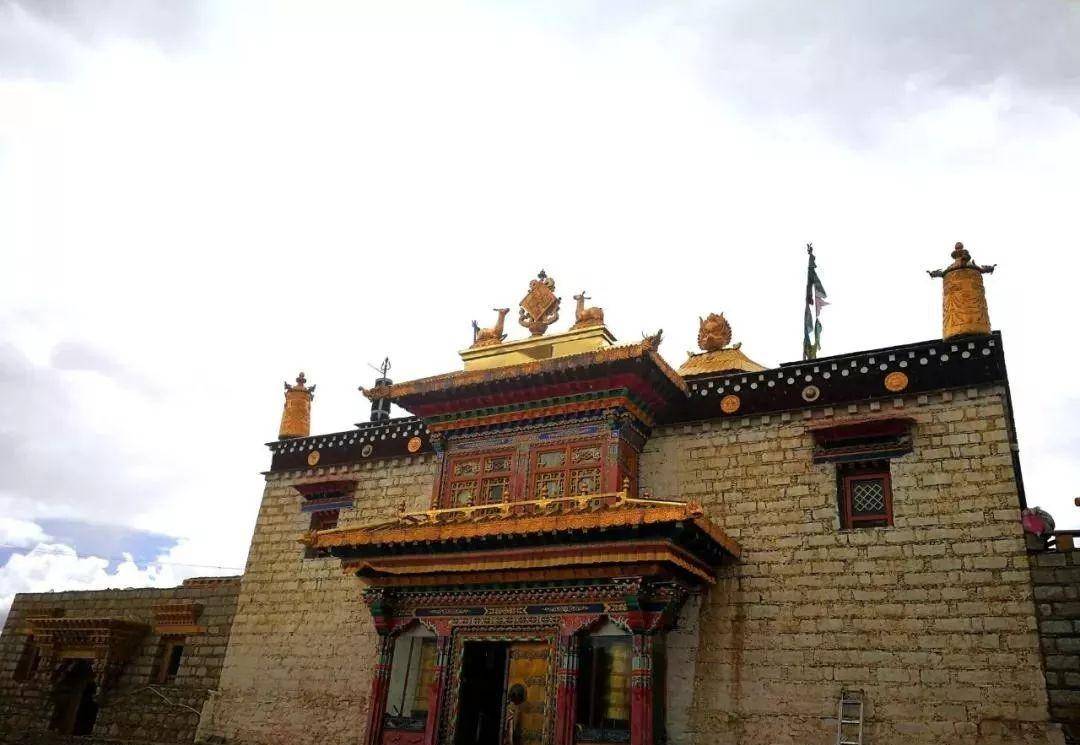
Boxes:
[456,642,507,745]
[48,659,99,735]
[455,640,550,745]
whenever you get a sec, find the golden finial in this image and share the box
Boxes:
[279,372,315,440]
[470,308,510,348]
[570,291,605,330]
[928,241,996,339]
[518,270,561,336]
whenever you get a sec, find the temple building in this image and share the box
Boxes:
[2,245,1078,744]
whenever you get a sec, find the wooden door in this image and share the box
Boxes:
[504,642,550,745]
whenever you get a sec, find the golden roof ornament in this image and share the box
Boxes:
[570,291,605,330]
[697,312,732,352]
[928,241,996,340]
[518,270,561,336]
[470,308,510,349]
[279,372,315,440]
[678,313,766,376]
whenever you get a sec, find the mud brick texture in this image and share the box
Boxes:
[0,577,239,744]
[1031,547,1080,744]
[199,454,435,744]
[640,386,1061,745]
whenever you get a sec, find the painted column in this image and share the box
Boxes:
[554,634,580,745]
[630,633,654,745]
[423,635,452,745]
[364,634,395,745]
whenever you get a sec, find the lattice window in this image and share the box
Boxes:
[838,460,893,528]
[444,452,514,507]
[532,441,605,501]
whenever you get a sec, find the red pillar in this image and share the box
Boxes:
[630,633,653,745]
[364,634,394,745]
[423,635,451,745]
[553,634,580,745]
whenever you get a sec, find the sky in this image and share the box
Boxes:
[1,0,1078,621]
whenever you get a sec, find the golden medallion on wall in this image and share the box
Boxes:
[407,436,422,453]
[307,450,321,466]
[720,394,741,414]
[884,371,909,392]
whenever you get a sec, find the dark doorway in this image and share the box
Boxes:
[456,642,508,745]
[49,659,99,735]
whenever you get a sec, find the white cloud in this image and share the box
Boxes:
[0,542,182,623]
[0,516,50,548]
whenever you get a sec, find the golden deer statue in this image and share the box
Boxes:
[471,308,510,348]
[570,292,605,330]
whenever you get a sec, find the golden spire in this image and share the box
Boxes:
[928,242,996,340]
[678,313,765,376]
[518,270,561,336]
[278,372,315,440]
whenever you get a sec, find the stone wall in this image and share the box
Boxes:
[641,385,1061,745]
[201,454,436,745]
[1030,543,1080,743]
[0,577,240,744]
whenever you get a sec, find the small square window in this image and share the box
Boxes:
[838,461,893,528]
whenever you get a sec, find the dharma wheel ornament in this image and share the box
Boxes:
[279,372,315,440]
[928,242,996,340]
[518,270,561,336]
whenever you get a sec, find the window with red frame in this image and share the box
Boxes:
[444,452,514,507]
[837,460,893,528]
[532,441,603,500]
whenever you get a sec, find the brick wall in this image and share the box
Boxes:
[0,577,240,744]
[641,385,1061,745]
[200,454,436,745]
[1030,544,1080,743]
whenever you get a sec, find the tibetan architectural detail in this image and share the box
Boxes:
[929,241,996,340]
[278,371,315,440]
[306,490,739,586]
[519,270,561,336]
[570,291,605,330]
[152,601,205,635]
[678,312,766,376]
[27,618,149,691]
[5,246,1070,745]
[470,308,510,348]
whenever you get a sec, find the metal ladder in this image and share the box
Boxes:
[836,691,864,745]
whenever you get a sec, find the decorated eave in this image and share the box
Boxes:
[362,339,689,432]
[304,489,739,588]
[267,416,432,473]
[28,618,148,658]
[676,332,1008,422]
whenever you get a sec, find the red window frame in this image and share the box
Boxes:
[530,440,604,501]
[839,466,893,529]
[442,451,515,507]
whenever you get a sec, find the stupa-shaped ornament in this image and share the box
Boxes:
[928,242,996,340]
